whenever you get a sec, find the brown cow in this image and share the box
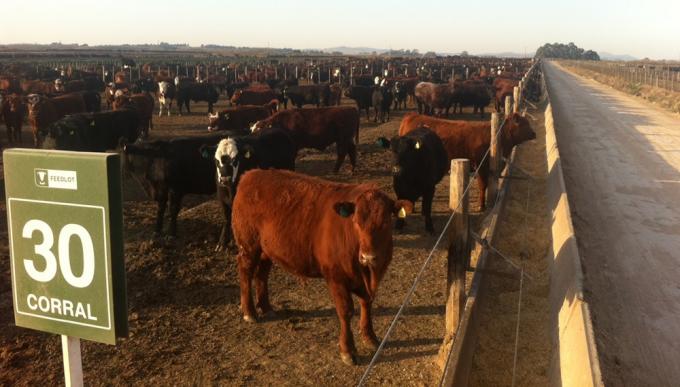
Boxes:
[493,78,519,112]
[329,83,343,106]
[21,80,57,95]
[414,81,455,116]
[1,93,25,144]
[207,105,271,132]
[113,93,155,138]
[252,106,359,172]
[399,112,535,209]
[231,88,279,106]
[27,93,86,147]
[0,76,22,94]
[231,169,413,365]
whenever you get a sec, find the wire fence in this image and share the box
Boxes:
[568,60,680,93]
[357,113,508,387]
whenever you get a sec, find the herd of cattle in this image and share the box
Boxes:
[0,58,541,365]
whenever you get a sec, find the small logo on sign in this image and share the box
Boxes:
[34,169,78,190]
[35,169,48,186]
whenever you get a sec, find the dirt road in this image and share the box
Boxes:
[545,62,680,387]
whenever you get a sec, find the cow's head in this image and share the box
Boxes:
[213,137,253,190]
[54,78,65,92]
[158,81,169,96]
[503,112,536,156]
[7,94,25,113]
[334,190,412,295]
[250,119,271,133]
[27,94,41,107]
[378,134,426,201]
[208,112,228,131]
[207,85,219,103]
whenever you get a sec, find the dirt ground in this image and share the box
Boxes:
[0,90,547,386]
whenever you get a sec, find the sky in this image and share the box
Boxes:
[1,0,679,60]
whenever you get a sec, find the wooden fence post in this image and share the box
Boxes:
[513,86,520,113]
[504,95,513,118]
[446,159,470,337]
[487,113,502,208]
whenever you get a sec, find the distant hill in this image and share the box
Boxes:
[477,51,534,58]
[599,52,638,61]
[323,46,389,55]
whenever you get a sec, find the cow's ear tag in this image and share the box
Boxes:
[415,141,421,150]
[224,113,229,120]
[90,121,95,126]
[69,131,75,135]
[244,150,251,159]
[398,207,407,219]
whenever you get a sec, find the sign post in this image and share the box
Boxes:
[4,149,127,385]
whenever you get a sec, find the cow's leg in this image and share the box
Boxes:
[347,141,357,173]
[334,142,348,173]
[237,249,260,323]
[364,107,370,121]
[32,128,39,148]
[479,106,485,118]
[356,290,379,349]
[208,102,213,114]
[186,100,191,114]
[477,170,488,212]
[254,258,273,315]
[328,282,357,365]
[423,187,435,234]
[168,190,183,237]
[216,201,232,252]
[154,193,168,236]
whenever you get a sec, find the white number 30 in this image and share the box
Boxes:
[22,220,95,288]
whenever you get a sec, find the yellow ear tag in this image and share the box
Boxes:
[415,141,421,150]
[398,207,407,218]
[244,151,251,159]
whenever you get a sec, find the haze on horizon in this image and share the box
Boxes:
[1,0,678,60]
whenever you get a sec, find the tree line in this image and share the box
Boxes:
[535,42,600,60]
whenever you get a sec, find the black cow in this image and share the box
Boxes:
[283,84,330,109]
[82,76,106,92]
[202,128,297,251]
[393,81,408,110]
[177,83,219,114]
[79,90,102,113]
[451,80,492,116]
[225,82,251,100]
[344,85,373,120]
[371,85,393,123]
[41,109,141,152]
[132,78,158,94]
[265,78,298,90]
[123,134,224,237]
[377,126,448,233]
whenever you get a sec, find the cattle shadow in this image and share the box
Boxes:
[357,337,441,365]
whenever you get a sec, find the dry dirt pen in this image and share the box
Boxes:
[1,73,555,386]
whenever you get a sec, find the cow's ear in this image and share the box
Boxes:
[199,145,216,159]
[242,144,254,159]
[389,136,401,152]
[334,202,355,218]
[375,137,390,149]
[393,200,414,218]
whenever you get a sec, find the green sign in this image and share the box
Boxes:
[4,149,127,344]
